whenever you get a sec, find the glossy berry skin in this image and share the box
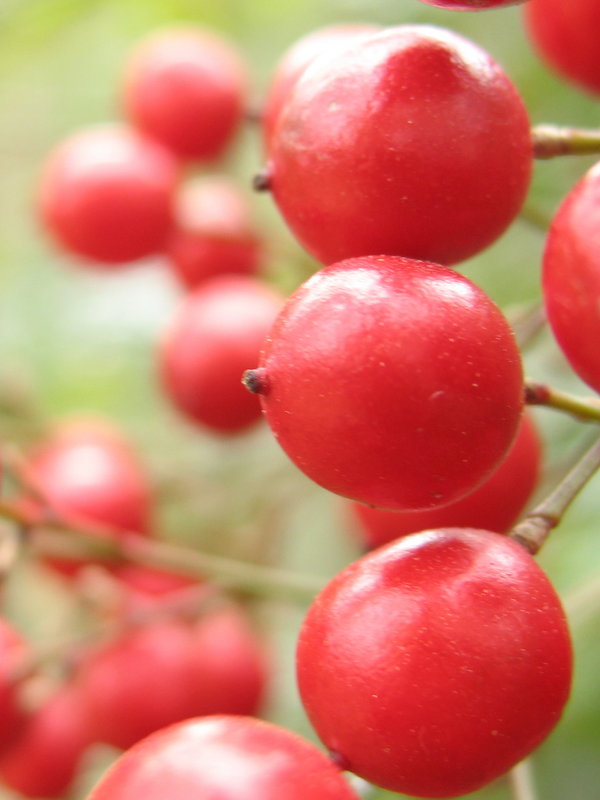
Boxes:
[76,606,267,751]
[167,176,262,289]
[297,529,572,798]
[268,25,531,266]
[349,411,541,549]
[24,419,152,576]
[25,420,151,535]
[0,684,92,799]
[542,162,600,394]
[160,276,283,434]
[263,24,380,149]
[525,0,600,95]
[419,0,524,8]
[38,124,180,265]
[86,716,360,800]
[249,256,523,511]
[122,27,246,162]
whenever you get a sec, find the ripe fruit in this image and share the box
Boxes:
[38,124,180,264]
[75,604,267,750]
[296,528,572,798]
[263,23,380,149]
[245,256,523,511]
[524,0,600,95]
[0,620,28,753]
[24,419,152,575]
[86,716,360,800]
[349,411,541,549]
[160,276,283,434]
[167,176,262,289]
[266,25,531,266]
[122,27,246,161]
[0,684,91,799]
[542,161,600,394]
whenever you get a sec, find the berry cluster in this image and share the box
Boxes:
[2,0,600,798]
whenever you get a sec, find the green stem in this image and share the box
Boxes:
[0,498,322,606]
[525,380,600,423]
[510,433,600,554]
[518,202,552,232]
[532,123,600,159]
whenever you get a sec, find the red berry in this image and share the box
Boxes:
[160,276,283,434]
[0,621,28,753]
[38,124,180,265]
[296,528,572,797]
[167,176,262,289]
[122,27,246,162]
[263,24,380,149]
[0,684,92,799]
[542,162,600,393]
[349,411,541,548]
[267,25,531,266]
[525,0,600,95]
[86,716,360,800]
[76,605,267,751]
[246,256,523,510]
[24,419,152,576]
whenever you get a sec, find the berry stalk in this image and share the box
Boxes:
[510,432,600,553]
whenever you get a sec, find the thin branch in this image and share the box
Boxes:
[510,432,600,554]
[507,760,537,800]
[0,497,322,606]
[533,123,600,159]
[525,380,600,424]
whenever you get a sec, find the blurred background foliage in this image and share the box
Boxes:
[0,0,600,798]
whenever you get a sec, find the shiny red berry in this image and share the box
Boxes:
[167,176,262,289]
[160,276,283,434]
[38,124,180,265]
[296,528,572,797]
[525,0,600,95]
[246,256,523,510]
[76,605,267,751]
[267,25,531,266]
[349,411,541,549]
[122,27,246,161]
[542,161,600,394]
[24,419,152,576]
[0,684,91,799]
[263,23,380,149]
[86,716,360,800]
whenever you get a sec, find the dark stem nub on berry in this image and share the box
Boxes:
[328,750,351,771]
[252,169,271,192]
[242,368,269,395]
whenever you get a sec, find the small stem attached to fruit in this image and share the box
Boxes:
[510,432,600,554]
[507,760,537,800]
[242,368,269,395]
[525,379,600,423]
[532,124,600,159]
